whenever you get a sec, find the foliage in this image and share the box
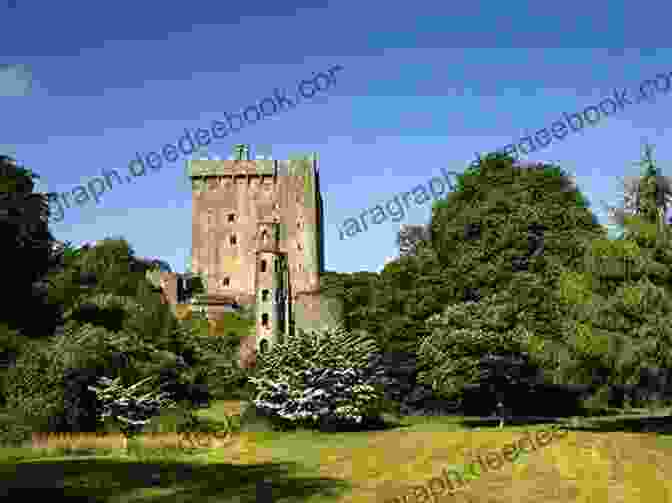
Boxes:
[1,155,62,338]
[253,324,380,378]
[330,154,606,367]
[2,337,71,431]
[556,144,672,395]
[416,154,605,391]
[603,141,672,243]
[319,271,381,339]
[374,246,453,354]
[429,153,603,279]
[249,367,386,430]
[558,273,672,390]
[175,317,253,400]
[417,291,545,404]
[88,375,178,437]
[248,325,387,430]
[43,237,158,325]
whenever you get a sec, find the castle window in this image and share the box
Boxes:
[222,277,230,287]
[230,234,237,245]
[297,242,303,251]
[260,260,267,272]
[262,289,270,301]
[228,213,235,223]
[259,339,269,354]
[297,221,302,229]
[261,313,269,327]
[261,230,268,242]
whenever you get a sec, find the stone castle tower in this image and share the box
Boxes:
[183,145,340,367]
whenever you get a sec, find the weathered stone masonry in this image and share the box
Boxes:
[155,146,341,368]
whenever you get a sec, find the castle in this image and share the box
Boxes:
[152,145,341,368]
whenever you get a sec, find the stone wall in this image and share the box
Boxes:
[189,158,323,303]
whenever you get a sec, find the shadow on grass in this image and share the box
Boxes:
[0,457,351,502]
[458,413,672,436]
[557,414,672,435]
[459,417,566,429]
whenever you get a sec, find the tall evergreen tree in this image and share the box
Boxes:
[557,144,672,405]
[603,142,672,244]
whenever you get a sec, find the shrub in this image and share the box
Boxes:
[61,367,102,432]
[2,338,69,431]
[88,375,177,437]
[248,325,387,431]
[249,366,386,430]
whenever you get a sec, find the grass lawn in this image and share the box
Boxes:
[2,401,672,502]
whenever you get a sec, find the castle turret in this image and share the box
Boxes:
[254,222,289,353]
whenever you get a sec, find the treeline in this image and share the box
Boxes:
[0,154,252,443]
[3,143,672,440]
[320,146,672,416]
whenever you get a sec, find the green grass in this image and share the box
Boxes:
[2,402,672,502]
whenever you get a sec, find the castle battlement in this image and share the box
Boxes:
[188,156,318,180]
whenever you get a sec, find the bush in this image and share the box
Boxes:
[250,366,387,431]
[61,367,101,432]
[2,338,69,431]
[88,375,178,437]
[247,324,388,430]
[178,319,255,401]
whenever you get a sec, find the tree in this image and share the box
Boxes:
[1,155,62,338]
[416,153,607,410]
[427,153,604,342]
[417,288,547,420]
[602,142,672,244]
[556,144,672,406]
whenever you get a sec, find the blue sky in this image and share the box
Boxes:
[2,0,671,273]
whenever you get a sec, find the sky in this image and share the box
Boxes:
[2,0,672,274]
